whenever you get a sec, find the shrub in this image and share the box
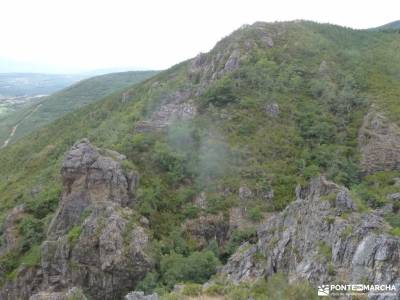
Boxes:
[25,185,61,219]
[390,227,400,237]
[18,215,44,252]
[318,241,332,261]
[201,76,239,108]
[67,225,82,244]
[248,207,263,222]
[182,283,202,296]
[136,272,159,294]
[160,250,220,288]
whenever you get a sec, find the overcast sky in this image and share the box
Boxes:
[0,0,399,73]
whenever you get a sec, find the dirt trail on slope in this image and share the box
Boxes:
[0,103,42,149]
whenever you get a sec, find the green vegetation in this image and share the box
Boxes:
[318,241,332,261]
[0,70,157,145]
[162,273,320,300]
[67,225,82,244]
[1,21,400,291]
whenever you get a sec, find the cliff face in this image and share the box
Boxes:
[219,176,400,299]
[1,140,153,300]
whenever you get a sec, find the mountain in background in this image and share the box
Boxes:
[373,20,400,30]
[0,20,399,300]
[0,73,86,97]
[0,70,157,147]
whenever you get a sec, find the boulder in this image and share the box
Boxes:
[265,103,280,118]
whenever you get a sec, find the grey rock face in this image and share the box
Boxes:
[0,205,25,256]
[0,266,42,300]
[48,139,132,238]
[3,140,153,300]
[219,176,400,299]
[388,193,400,201]
[29,287,87,300]
[193,192,207,209]
[335,189,356,214]
[220,242,264,282]
[183,213,230,247]
[359,110,400,175]
[124,291,159,300]
[135,97,196,133]
[265,103,280,117]
[239,186,253,201]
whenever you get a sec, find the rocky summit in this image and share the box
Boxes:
[1,20,400,299]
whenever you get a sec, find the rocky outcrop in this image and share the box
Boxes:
[124,291,159,300]
[29,287,87,300]
[265,102,280,118]
[0,205,25,256]
[48,139,137,238]
[135,100,196,132]
[183,213,230,247]
[1,140,153,300]
[219,176,400,299]
[359,110,400,175]
[188,23,276,85]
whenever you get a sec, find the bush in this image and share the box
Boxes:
[248,207,263,222]
[67,225,82,244]
[136,272,159,294]
[0,252,19,276]
[182,283,202,296]
[25,185,61,219]
[160,250,220,288]
[18,215,44,252]
[390,227,400,236]
[201,76,239,108]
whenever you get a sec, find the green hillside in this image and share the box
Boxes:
[1,21,400,297]
[0,70,157,145]
[374,20,400,30]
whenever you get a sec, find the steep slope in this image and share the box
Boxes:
[0,71,157,146]
[0,21,400,299]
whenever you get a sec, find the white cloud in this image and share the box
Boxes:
[0,0,399,72]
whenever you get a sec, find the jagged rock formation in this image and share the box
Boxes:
[359,110,400,175]
[188,22,276,85]
[219,176,400,299]
[1,140,153,300]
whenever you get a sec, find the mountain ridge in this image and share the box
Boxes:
[0,20,399,299]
